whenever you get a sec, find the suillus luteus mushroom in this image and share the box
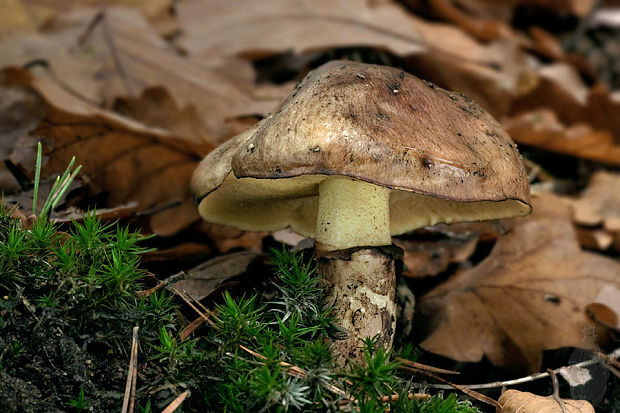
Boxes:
[191,60,531,365]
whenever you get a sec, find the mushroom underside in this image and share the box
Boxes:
[197,172,531,238]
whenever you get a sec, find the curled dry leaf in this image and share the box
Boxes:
[418,192,620,371]
[173,251,262,301]
[201,222,268,253]
[508,63,620,163]
[2,66,212,236]
[0,7,255,143]
[0,0,36,38]
[503,108,620,164]
[176,0,533,118]
[573,171,620,231]
[497,389,595,413]
[176,0,429,58]
[396,235,478,278]
[401,0,522,42]
[572,171,620,252]
[0,0,173,32]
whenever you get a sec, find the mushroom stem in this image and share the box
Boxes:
[318,246,399,365]
[315,176,397,365]
[315,177,391,251]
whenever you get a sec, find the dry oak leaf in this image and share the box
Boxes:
[0,0,174,35]
[572,170,620,252]
[175,0,534,119]
[508,63,620,163]
[400,0,524,42]
[0,7,255,143]
[418,192,620,371]
[395,235,478,278]
[2,66,212,236]
[573,171,620,232]
[503,108,620,164]
[0,0,37,38]
[497,389,595,413]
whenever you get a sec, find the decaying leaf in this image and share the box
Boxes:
[571,171,620,252]
[1,0,175,36]
[173,251,263,301]
[176,0,534,118]
[418,192,620,371]
[0,7,255,143]
[2,66,212,236]
[497,389,595,413]
[503,108,620,164]
[0,0,37,38]
[396,235,478,278]
[508,63,620,163]
[400,0,521,42]
[176,0,428,58]
[202,223,268,253]
[572,171,620,231]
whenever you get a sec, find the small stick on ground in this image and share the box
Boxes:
[121,326,139,413]
[427,347,620,390]
[396,357,460,375]
[169,286,217,328]
[548,368,568,413]
[162,390,190,413]
[400,365,500,408]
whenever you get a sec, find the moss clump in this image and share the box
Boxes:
[0,210,482,412]
[0,207,177,411]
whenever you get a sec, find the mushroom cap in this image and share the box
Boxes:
[191,60,531,237]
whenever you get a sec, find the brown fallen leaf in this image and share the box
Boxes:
[202,222,268,253]
[401,0,521,42]
[418,192,620,371]
[2,66,212,236]
[176,0,428,58]
[508,63,620,163]
[112,87,211,143]
[497,389,595,413]
[503,108,620,164]
[396,235,478,278]
[575,226,615,251]
[4,0,174,35]
[0,7,256,143]
[173,251,263,301]
[175,0,533,118]
[572,171,620,231]
[0,83,46,192]
[0,0,37,38]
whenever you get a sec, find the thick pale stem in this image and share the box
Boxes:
[315,177,391,251]
[315,176,397,365]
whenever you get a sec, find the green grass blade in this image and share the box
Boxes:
[32,142,42,215]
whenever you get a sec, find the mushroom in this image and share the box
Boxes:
[191,60,531,365]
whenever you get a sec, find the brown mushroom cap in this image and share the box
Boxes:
[191,60,531,238]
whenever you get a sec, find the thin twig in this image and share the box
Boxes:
[396,357,460,375]
[428,347,620,390]
[169,287,217,328]
[135,271,186,298]
[381,393,431,403]
[239,344,307,379]
[121,326,139,413]
[162,390,190,413]
[400,365,500,408]
[236,345,348,398]
[548,368,568,413]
